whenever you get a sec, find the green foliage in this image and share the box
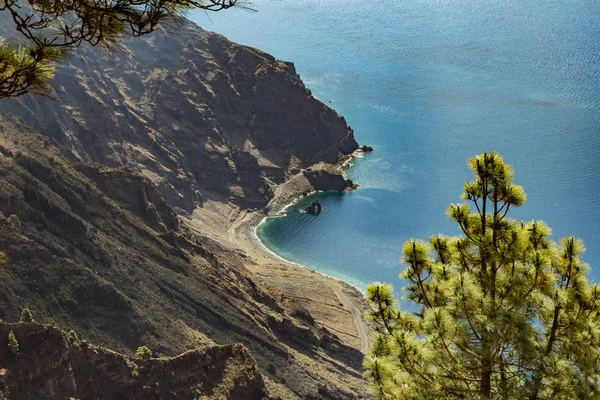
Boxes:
[193,383,204,399]
[68,330,79,342]
[0,0,242,98]
[365,152,600,399]
[0,39,66,97]
[135,345,153,360]
[19,308,35,323]
[7,330,19,355]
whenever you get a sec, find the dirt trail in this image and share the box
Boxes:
[329,283,369,353]
[227,208,249,242]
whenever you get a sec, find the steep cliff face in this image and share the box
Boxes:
[0,324,268,400]
[0,116,367,398]
[1,17,358,213]
[0,14,368,400]
[0,116,280,356]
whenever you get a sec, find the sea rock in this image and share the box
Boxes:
[304,163,356,192]
[305,200,322,215]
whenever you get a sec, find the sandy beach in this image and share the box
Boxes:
[183,154,370,354]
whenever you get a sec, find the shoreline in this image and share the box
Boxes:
[243,147,371,294]
[186,146,372,354]
[252,218,368,294]
[224,147,372,352]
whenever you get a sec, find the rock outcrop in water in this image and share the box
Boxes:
[305,201,322,215]
[304,163,357,192]
[0,15,368,400]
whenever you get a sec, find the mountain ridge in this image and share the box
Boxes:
[0,323,269,400]
[1,17,358,213]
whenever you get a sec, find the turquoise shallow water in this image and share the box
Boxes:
[191,0,600,292]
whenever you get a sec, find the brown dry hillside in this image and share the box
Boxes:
[1,17,358,213]
[0,117,367,398]
[0,15,369,400]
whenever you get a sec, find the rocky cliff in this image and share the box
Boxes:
[0,323,268,400]
[0,15,368,400]
[1,17,358,213]
[0,116,367,398]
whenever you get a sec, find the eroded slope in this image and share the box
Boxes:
[1,17,358,212]
[0,117,367,398]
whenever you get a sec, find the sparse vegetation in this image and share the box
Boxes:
[266,362,276,375]
[7,330,19,355]
[135,346,153,360]
[68,330,79,342]
[193,383,204,399]
[19,308,35,323]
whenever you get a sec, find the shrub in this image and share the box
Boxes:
[8,330,19,355]
[19,308,35,323]
[266,362,276,375]
[135,346,152,360]
[68,330,79,342]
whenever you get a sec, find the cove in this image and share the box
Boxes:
[192,0,600,292]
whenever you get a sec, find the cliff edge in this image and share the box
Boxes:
[2,18,358,213]
[0,323,268,400]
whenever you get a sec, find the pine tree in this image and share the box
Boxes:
[68,330,79,343]
[7,330,19,355]
[135,345,153,360]
[19,308,35,324]
[365,152,600,399]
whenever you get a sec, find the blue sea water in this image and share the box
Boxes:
[191,0,600,293]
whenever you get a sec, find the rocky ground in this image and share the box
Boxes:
[1,17,358,214]
[0,323,269,399]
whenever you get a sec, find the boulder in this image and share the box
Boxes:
[305,201,322,215]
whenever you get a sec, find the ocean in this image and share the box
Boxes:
[190,0,600,293]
